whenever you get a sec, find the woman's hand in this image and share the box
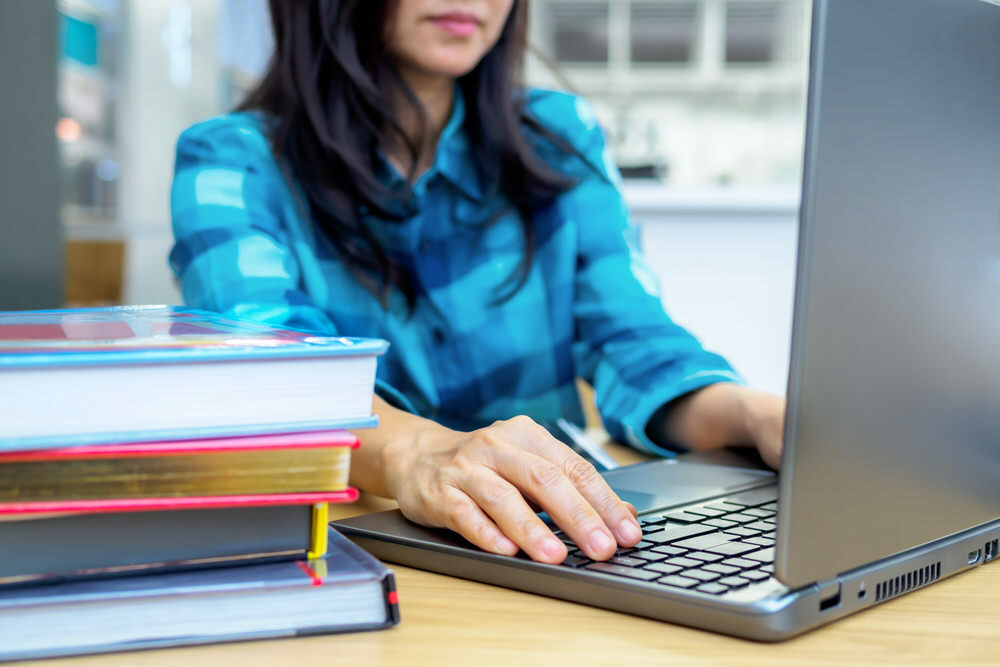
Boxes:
[649,383,786,469]
[741,389,786,469]
[381,415,641,564]
[352,400,642,565]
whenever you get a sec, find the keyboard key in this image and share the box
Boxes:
[656,575,700,589]
[722,558,759,569]
[744,508,775,518]
[560,555,591,568]
[684,569,722,582]
[650,544,686,557]
[639,516,668,527]
[723,527,761,538]
[706,542,760,557]
[634,540,655,550]
[761,502,778,511]
[609,555,646,568]
[644,523,715,544]
[723,487,778,507]
[695,582,730,595]
[684,506,727,518]
[705,502,744,513]
[760,564,775,573]
[742,570,771,582]
[673,533,734,551]
[660,511,706,524]
[746,536,775,547]
[745,521,775,532]
[704,518,738,529]
[685,551,724,563]
[744,547,775,563]
[722,512,758,524]
[645,562,683,575]
[584,562,660,581]
[630,549,667,562]
[663,557,703,569]
[703,563,740,575]
[717,576,751,588]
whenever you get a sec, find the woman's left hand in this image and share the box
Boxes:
[652,384,786,469]
[739,389,786,469]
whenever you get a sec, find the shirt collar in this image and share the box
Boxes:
[378,85,485,204]
[433,86,484,203]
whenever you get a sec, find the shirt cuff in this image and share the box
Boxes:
[620,370,746,458]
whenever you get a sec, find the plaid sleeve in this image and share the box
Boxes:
[549,96,744,456]
[168,117,412,413]
[168,118,338,335]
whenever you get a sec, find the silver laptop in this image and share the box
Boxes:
[334,0,1000,640]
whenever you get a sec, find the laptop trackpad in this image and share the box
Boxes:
[601,459,776,514]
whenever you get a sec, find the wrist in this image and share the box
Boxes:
[378,419,454,499]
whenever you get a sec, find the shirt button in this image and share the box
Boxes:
[431,327,447,345]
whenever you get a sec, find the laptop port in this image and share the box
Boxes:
[986,539,998,562]
[968,549,982,565]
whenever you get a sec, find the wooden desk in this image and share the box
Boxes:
[31,444,1000,666]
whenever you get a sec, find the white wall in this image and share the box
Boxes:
[628,187,799,396]
[118,0,221,306]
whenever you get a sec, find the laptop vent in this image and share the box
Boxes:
[874,562,941,602]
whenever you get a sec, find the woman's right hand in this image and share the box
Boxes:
[376,414,642,564]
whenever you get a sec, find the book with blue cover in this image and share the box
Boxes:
[0,528,399,661]
[0,306,388,450]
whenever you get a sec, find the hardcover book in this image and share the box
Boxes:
[0,430,359,501]
[0,305,388,449]
[0,491,357,585]
[0,528,399,661]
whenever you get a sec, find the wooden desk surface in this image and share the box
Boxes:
[30,444,1000,666]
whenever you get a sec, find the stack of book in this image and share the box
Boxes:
[0,306,399,660]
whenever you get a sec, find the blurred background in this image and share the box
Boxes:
[0,0,809,394]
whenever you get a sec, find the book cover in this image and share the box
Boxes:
[0,529,399,661]
[0,306,386,450]
[0,492,358,584]
[0,430,360,501]
[0,305,388,368]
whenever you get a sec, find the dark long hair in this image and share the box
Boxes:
[240,0,578,309]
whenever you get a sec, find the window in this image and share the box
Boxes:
[544,2,609,63]
[527,0,810,187]
[630,2,699,64]
[726,1,784,64]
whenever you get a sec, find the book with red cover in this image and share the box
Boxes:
[0,430,360,503]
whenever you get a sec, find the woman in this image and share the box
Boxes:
[170,0,785,565]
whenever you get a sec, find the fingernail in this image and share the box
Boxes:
[588,530,613,555]
[495,535,517,555]
[618,519,641,543]
[541,537,564,560]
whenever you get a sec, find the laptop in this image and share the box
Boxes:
[334,0,1000,640]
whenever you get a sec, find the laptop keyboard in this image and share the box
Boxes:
[552,486,779,596]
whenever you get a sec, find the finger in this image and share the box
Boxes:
[460,466,568,564]
[499,417,642,549]
[483,445,619,561]
[437,488,519,557]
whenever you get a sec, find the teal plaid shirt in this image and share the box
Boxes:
[169,89,741,456]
